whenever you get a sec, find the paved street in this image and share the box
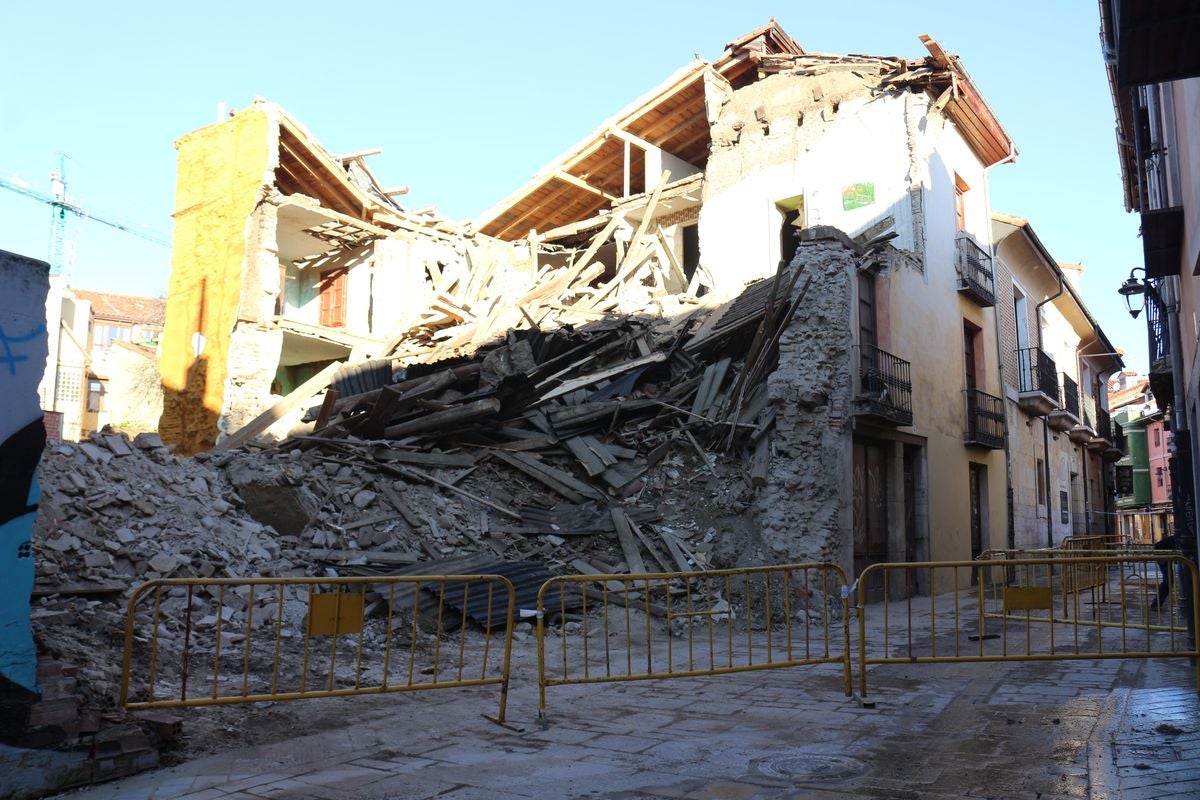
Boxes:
[50,632,1199,800]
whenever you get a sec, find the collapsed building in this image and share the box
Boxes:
[158,21,1056,581]
[11,21,1127,793]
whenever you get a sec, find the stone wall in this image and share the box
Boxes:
[755,232,856,569]
[0,250,49,729]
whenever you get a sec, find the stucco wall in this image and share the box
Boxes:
[703,69,1008,567]
[106,343,164,432]
[159,107,276,454]
[0,250,49,701]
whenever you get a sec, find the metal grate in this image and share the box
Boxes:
[853,344,913,426]
[963,389,1005,449]
[1016,347,1059,402]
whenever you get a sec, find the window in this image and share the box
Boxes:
[1036,458,1046,505]
[318,267,349,328]
[954,174,970,230]
[963,321,981,390]
[1156,466,1165,487]
[1116,465,1134,495]
[1153,427,1161,447]
[87,380,103,413]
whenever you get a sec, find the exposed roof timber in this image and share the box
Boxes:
[554,170,618,202]
[606,126,655,154]
[718,18,805,64]
[918,36,1016,167]
[335,147,383,162]
[475,60,713,236]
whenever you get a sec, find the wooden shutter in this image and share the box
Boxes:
[318,267,348,328]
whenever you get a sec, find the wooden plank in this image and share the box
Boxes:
[565,437,608,477]
[377,481,427,531]
[751,434,771,488]
[490,449,587,503]
[313,388,340,430]
[507,452,606,500]
[373,449,476,468]
[628,518,674,573]
[538,352,667,401]
[393,463,521,520]
[657,527,694,573]
[610,507,648,574]
[214,361,341,452]
[356,385,403,439]
[580,435,620,467]
[333,512,403,532]
[383,398,501,439]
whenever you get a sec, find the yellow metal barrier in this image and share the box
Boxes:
[536,564,851,721]
[121,574,516,723]
[856,555,1199,699]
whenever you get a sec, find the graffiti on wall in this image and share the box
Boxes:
[0,253,50,705]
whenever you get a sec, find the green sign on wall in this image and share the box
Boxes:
[842,182,875,210]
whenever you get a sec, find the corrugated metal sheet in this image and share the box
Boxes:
[332,359,393,397]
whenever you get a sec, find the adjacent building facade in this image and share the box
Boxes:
[991,216,1123,549]
[1100,1,1200,564]
[38,286,164,441]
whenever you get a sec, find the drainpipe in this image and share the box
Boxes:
[1036,271,1065,548]
[983,144,1019,551]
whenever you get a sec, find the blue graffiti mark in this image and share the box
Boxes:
[0,324,47,377]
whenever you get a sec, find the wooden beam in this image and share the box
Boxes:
[213,361,341,452]
[611,507,648,574]
[382,398,500,439]
[555,171,618,202]
[335,147,384,161]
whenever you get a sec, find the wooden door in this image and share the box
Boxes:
[969,464,984,577]
[854,440,889,602]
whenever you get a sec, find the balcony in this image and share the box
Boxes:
[955,235,996,307]
[853,344,913,427]
[1015,347,1059,416]
[1146,280,1174,408]
[963,389,1005,449]
[1048,373,1080,432]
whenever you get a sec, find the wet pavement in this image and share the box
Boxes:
[45,636,1199,800]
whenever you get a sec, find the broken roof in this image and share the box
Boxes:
[72,289,165,326]
[476,23,1016,241]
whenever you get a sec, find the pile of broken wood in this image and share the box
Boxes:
[224,247,811,575]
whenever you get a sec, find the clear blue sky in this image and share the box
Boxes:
[0,1,1147,372]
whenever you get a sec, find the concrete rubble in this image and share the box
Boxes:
[20,216,892,800]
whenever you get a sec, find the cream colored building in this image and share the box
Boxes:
[991,214,1122,550]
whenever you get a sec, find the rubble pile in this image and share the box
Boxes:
[29,244,821,734]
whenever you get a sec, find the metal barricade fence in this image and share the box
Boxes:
[121,574,516,722]
[855,555,1199,699]
[536,564,851,722]
[978,548,1170,625]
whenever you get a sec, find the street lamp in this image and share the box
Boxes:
[1118,267,1149,318]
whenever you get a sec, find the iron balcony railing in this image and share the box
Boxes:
[954,235,996,307]
[1146,279,1170,368]
[1061,373,1080,419]
[1097,407,1113,442]
[963,389,1005,449]
[1082,392,1098,431]
[1016,347,1059,403]
[854,344,913,426]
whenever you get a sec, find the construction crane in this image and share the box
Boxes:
[0,155,169,274]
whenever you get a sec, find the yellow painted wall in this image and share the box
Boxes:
[158,109,273,454]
